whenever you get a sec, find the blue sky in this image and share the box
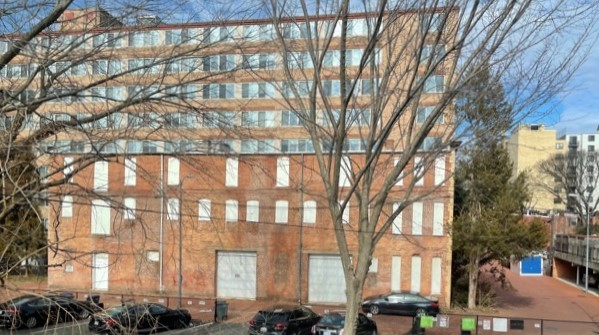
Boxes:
[538,41,599,136]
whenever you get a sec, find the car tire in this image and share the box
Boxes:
[78,308,91,320]
[369,305,380,315]
[415,308,426,317]
[25,316,38,329]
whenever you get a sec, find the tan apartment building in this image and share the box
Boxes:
[507,124,566,214]
[1,7,457,306]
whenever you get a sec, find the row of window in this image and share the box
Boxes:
[0,48,385,79]
[61,155,446,198]
[0,14,446,55]
[60,195,445,237]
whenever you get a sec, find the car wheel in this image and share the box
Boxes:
[369,305,380,315]
[415,308,426,317]
[25,316,38,329]
[78,309,91,320]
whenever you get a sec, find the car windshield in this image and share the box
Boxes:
[105,305,131,317]
[320,314,345,326]
[254,311,289,323]
[8,296,36,307]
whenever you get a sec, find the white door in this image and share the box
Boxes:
[216,252,257,299]
[308,255,346,303]
[92,253,109,291]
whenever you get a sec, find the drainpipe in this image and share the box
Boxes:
[159,155,164,292]
[298,153,304,304]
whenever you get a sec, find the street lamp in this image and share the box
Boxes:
[569,193,591,293]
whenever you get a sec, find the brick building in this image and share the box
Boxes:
[2,7,456,306]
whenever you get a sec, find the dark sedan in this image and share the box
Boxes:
[312,312,377,335]
[0,294,88,329]
[88,303,191,334]
[361,292,439,317]
[249,305,321,335]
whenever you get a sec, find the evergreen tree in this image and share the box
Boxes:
[452,63,548,309]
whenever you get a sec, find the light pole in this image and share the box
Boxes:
[570,193,590,293]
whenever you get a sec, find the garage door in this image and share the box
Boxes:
[216,252,257,299]
[308,255,346,303]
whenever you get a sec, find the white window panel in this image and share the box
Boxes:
[276,157,290,187]
[303,200,317,224]
[198,199,211,221]
[123,197,135,220]
[414,157,424,186]
[225,199,238,222]
[433,203,444,236]
[394,158,404,186]
[391,256,402,291]
[62,196,73,217]
[411,256,422,293]
[167,157,180,186]
[339,200,349,225]
[167,198,179,221]
[275,200,288,224]
[369,257,378,273]
[431,257,442,295]
[412,202,423,235]
[94,161,109,191]
[91,199,110,235]
[64,156,74,183]
[124,158,136,186]
[392,202,402,235]
[434,156,445,186]
[246,200,260,222]
[339,156,351,187]
[225,157,238,187]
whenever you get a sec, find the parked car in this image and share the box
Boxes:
[361,292,439,317]
[0,294,92,329]
[311,312,377,335]
[249,305,321,335]
[88,303,192,334]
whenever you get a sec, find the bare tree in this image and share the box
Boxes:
[232,0,599,332]
[538,151,599,228]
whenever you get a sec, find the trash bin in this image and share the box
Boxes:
[214,300,228,322]
[411,316,425,335]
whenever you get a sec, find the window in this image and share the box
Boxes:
[242,53,276,69]
[556,143,564,150]
[124,198,136,220]
[421,44,445,63]
[589,145,595,152]
[287,51,314,69]
[339,156,352,187]
[64,156,74,183]
[203,111,235,128]
[412,202,423,235]
[275,200,288,224]
[303,200,317,224]
[420,13,445,33]
[433,203,444,236]
[339,200,350,224]
[246,200,260,222]
[411,256,422,293]
[91,199,111,235]
[225,157,238,187]
[276,157,290,187]
[225,199,238,222]
[241,111,276,127]
[391,256,402,291]
[124,158,136,186]
[281,139,314,153]
[167,198,179,221]
[94,161,109,191]
[142,141,158,153]
[93,32,122,48]
[431,257,442,295]
[165,29,190,45]
[241,82,275,99]
[417,106,444,124]
[206,26,235,43]
[241,140,276,153]
[92,60,121,75]
[392,202,402,235]
[198,199,211,221]
[62,196,73,217]
[414,157,424,186]
[369,257,378,273]
[167,157,180,186]
[202,83,235,99]
[394,158,404,186]
[128,31,159,47]
[281,110,302,126]
[589,135,595,142]
[423,75,445,93]
[434,156,445,186]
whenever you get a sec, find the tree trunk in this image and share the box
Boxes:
[344,276,365,335]
[467,253,480,309]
